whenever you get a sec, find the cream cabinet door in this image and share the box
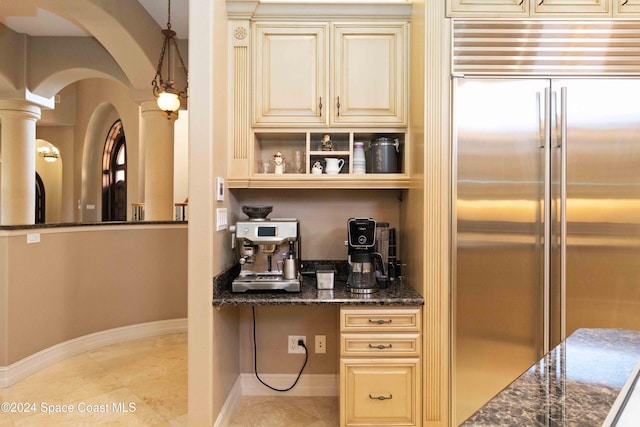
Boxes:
[534,0,611,14]
[332,24,407,126]
[447,0,528,15]
[253,23,329,126]
[614,0,640,14]
[447,0,610,15]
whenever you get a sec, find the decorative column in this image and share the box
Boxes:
[141,101,176,221]
[0,100,41,225]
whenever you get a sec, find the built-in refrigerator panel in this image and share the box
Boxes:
[453,78,548,423]
[454,77,640,424]
[556,79,640,346]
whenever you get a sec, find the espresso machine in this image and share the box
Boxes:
[347,218,386,294]
[229,206,301,292]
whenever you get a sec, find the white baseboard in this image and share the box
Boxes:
[240,373,339,396]
[214,376,243,427]
[0,318,187,388]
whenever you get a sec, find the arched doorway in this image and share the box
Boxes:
[102,120,127,221]
[35,173,45,224]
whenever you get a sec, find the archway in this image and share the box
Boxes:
[102,119,127,221]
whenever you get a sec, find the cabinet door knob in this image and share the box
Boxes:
[369,394,393,400]
[368,319,392,324]
[319,97,323,117]
[336,96,341,116]
[369,343,393,349]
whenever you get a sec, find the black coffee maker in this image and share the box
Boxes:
[347,218,386,294]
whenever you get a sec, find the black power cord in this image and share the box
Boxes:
[252,306,308,392]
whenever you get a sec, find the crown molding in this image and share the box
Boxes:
[226,0,412,21]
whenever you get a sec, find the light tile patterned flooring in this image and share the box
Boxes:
[0,333,187,427]
[0,332,339,426]
[228,396,339,427]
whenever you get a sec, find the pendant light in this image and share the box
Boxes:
[151,0,188,119]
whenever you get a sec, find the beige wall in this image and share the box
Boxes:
[187,0,238,425]
[239,306,339,374]
[0,225,187,366]
[230,189,403,260]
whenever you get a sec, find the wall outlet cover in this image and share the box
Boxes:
[288,335,306,354]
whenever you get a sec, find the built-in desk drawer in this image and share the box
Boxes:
[340,308,421,333]
[340,306,422,427]
[341,333,421,357]
[341,358,420,427]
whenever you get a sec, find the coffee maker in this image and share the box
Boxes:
[229,206,301,292]
[347,218,386,294]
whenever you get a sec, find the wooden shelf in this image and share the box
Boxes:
[227,173,410,189]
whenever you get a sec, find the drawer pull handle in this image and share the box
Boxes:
[369,343,393,349]
[368,319,392,325]
[369,394,393,401]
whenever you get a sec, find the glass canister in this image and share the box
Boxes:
[353,141,366,174]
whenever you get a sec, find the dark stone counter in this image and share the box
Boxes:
[461,328,640,426]
[212,261,424,307]
[0,221,185,230]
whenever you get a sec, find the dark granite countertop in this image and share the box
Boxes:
[461,328,640,426]
[212,261,424,307]
[0,221,185,230]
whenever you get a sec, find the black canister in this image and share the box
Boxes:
[369,137,400,173]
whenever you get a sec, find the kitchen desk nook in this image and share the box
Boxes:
[212,264,425,427]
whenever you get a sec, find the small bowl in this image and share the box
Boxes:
[242,205,273,220]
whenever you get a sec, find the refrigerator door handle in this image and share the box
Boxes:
[543,87,552,354]
[560,87,568,341]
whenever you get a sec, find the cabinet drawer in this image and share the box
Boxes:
[340,358,420,426]
[340,308,421,332]
[341,333,420,357]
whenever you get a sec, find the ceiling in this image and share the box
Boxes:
[0,0,189,39]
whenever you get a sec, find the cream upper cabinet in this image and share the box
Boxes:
[447,0,528,16]
[253,23,328,126]
[253,22,407,127]
[332,23,407,126]
[448,0,611,16]
[615,0,640,15]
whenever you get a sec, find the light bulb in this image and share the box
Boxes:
[157,92,181,112]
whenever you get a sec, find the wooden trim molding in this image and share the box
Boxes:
[423,0,452,425]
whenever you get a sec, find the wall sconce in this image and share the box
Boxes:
[151,0,188,119]
[37,145,60,162]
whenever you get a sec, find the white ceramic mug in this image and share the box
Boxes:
[324,158,344,174]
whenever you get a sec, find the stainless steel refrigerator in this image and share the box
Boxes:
[452,78,640,424]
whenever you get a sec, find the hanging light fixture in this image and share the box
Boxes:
[37,145,60,162]
[151,0,188,119]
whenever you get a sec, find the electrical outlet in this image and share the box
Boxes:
[315,335,326,354]
[288,335,306,354]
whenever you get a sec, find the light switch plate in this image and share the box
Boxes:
[216,177,225,201]
[216,208,228,231]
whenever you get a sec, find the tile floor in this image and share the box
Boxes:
[0,332,339,426]
[0,333,187,427]
[227,396,339,427]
